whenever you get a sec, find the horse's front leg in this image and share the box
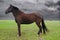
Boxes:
[17,23,21,36]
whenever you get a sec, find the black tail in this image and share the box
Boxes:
[42,18,48,34]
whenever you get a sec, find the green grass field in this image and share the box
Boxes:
[0,20,60,40]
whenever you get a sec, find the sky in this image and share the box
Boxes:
[13,0,59,3]
[0,0,60,20]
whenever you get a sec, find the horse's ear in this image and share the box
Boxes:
[10,4,13,7]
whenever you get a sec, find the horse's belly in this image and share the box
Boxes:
[21,21,33,24]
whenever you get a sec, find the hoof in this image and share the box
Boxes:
[19,34,21,36]
[17,34,21,37]
[38,32,40,35]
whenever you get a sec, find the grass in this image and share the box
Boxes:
[0,20,60,40]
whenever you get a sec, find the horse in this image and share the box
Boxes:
[5,4,48,36]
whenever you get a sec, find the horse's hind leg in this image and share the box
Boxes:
[36,21,42,35]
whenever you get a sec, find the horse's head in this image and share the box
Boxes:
[5,4,19,14]
[5,4,14,14]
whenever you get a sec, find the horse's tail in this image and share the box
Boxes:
[42,18,48,34]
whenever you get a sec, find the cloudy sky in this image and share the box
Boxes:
[13,0,59,3]
[0,0,60,20]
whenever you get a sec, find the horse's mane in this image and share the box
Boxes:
[11,5,24,13]
[13,6,19,10]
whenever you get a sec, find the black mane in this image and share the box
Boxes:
[12,6,19,10]
[11,5,24,13]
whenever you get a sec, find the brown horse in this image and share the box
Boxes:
[5,4,48,36]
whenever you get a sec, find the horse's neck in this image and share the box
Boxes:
[12,10,24,17]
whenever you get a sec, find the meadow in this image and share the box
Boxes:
[0,20,60,40]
